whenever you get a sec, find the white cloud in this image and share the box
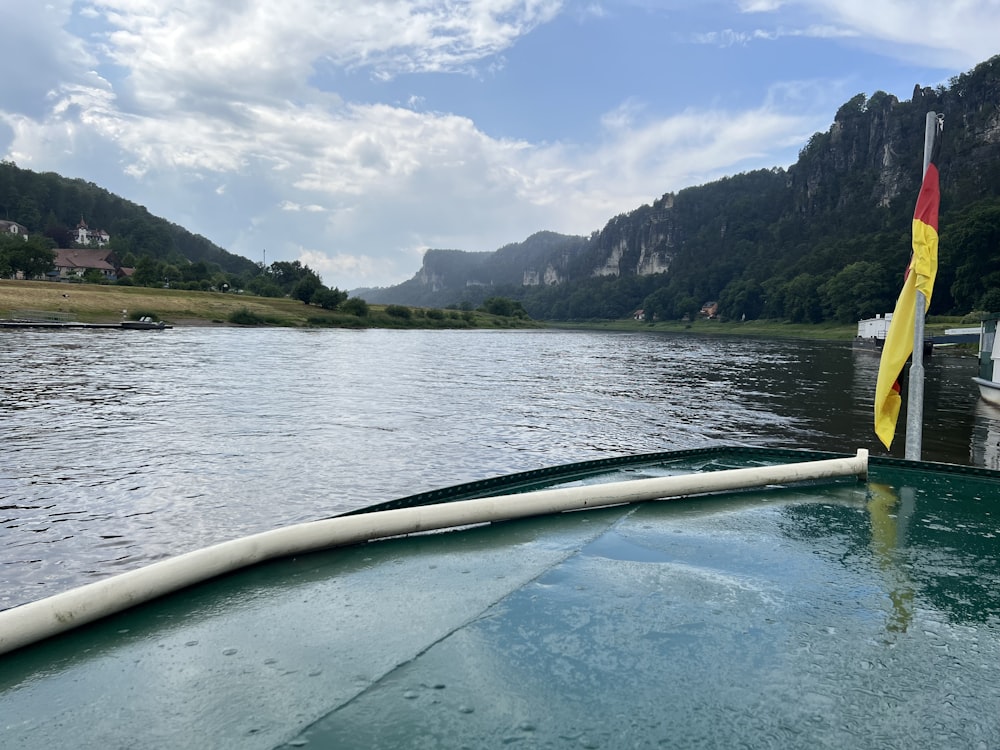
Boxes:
[817,0,1000,67]
[89,0,565,108]
[738,0,786,11]
[0,38,846,291]
[280,201,327,213]
[297,248,386,288]
[0,1,95,116]
[734,0,1000,68]
[3,0,999,290]
[693,25,858,46]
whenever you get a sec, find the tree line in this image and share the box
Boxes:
[0,160,357,310]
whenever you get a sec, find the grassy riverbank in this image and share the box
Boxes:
[0,280,539,329]
[2,279,977,337]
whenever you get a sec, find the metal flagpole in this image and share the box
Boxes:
[904,111,938,461]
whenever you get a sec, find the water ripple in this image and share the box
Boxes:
[0,327,988,609]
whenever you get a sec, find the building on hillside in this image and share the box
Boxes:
[0,219,29,241]
[75,218,111,247]
[52,248,129,282]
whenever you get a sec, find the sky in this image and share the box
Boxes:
[1,1,998,290]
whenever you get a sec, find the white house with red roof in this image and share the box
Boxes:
[0,219,29,241]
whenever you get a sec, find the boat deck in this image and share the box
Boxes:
[3,449,1000,749]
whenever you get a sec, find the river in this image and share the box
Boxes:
[1,327,996,610]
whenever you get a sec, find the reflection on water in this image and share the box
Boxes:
[867,483,915,633]
[971,400,1000,469]
[0,327,987,609]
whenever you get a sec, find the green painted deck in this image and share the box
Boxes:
[3,449,1000,749]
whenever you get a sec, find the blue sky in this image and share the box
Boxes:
[1,1,998,289]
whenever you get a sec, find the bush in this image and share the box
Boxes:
[977,289,1000,314]
[228,307,267,325]
[479,296,529,318]
[342,297,369,317]
[385,304,412,319]
[312,287,348,310]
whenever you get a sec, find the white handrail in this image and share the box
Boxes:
[0,449,867,655]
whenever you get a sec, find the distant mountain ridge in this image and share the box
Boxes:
[358,55,1000,323]
[354,231,590,307]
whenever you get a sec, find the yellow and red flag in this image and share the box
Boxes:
[874,123,941,449]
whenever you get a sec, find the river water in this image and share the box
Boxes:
[2,327,996,610]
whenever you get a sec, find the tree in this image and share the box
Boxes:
[674,294,701,321]
[292,275,322,304]
[161,264,183,286]
[342,297,369,317]
[131,255,162,286]
[818,262,892,323]
[43,222,74,248]
[181,260,211,283]
[480,296,528,318]
[641,286,674,322]
[0,235,56,279]
[717,279,764,320]
[977,288,1000,313]
[246,275,285,297]
[784,274,824,324]
[948,203,1000,312]
[312,286,348,309]
[82,268,107,284]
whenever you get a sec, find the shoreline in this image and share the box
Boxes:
[0,280,537,330]
[2,280,975,338]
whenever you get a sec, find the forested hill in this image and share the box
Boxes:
[358,54,1000,323]
[0,161,257,277]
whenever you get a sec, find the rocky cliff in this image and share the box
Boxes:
[358,55,1000,320]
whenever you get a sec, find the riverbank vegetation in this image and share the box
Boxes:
[0,281,541,329]
[4,279,978,341]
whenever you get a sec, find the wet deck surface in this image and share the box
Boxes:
[3,458,1000,749]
